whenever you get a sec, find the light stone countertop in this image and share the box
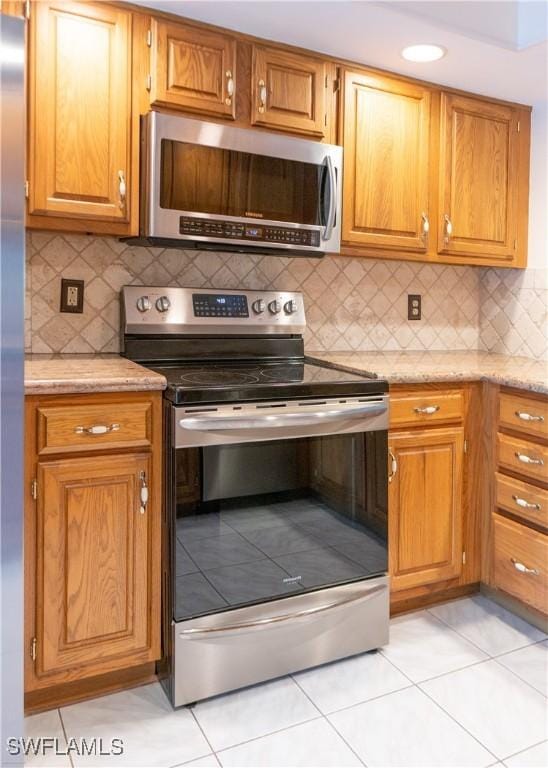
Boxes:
[25,354,167,395]
[305,351,548,395]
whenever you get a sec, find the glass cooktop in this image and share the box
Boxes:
[149,360,386,404]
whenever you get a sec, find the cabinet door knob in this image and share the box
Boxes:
[443,213,453,244]
[511,558,539,576]
[118,170,126,210]
[258,79,267,113]
[515,410,544,423]
[512,495,541,511]
[75,423,120,435]
[414,405,440,415]
[139,471,148,515]
[225,70,234,105]
[388,448,397,483]
[514,452,544,466]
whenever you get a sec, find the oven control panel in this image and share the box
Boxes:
[180,216,321,248]
[122,286,306,336]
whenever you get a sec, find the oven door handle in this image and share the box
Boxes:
[178,583,386,638]
[179,401,387,432]
[322,154,337,242]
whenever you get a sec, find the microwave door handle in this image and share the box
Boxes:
[179,401,387,432]
[322,155,337,242]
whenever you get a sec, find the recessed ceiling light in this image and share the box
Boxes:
[401,44,446,63]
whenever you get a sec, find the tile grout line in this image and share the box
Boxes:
[57,707,74,768]
[290,673,367,767]
[187,706,218,762]
[378,647,501,764]
[499,737,548,764]
[491,653,548,698]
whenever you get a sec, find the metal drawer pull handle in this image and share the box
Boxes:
[421,212,430,238]
[515,411,544,423]
[75,423,120,436]
[225,70,234,104]
[139,471,148,515]
[512,495,541,511]
[511,558,539,576]
[514,452,544,466]
[388,448,397,483]
[118,170,126,210]
[258,79,267,112]
[443,213,453,244]
[179,584,386,638]
[414,405,440,415]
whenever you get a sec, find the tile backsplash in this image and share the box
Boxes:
[479,267,548,360]
[26,231,481,355]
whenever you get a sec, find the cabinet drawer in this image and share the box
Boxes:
[37,402,152,455]
[497,433,548,484]
[495,473,548,530]
[499,392,547,440]
[389,391,464,428]
[493,514,547,614]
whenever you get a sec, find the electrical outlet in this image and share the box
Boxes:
[408,294,421,320]
[60,279,84,314]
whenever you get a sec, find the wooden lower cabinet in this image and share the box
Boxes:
[389,427,464,592]
[25,392,162,706]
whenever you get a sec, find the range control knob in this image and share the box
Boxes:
[284,300,298,315]
[156,296,171,313]
[268,300,282,314]
[252,299,265,314]
[136,296,151,313]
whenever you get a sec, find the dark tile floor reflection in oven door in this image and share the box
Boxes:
[174,498,387,621]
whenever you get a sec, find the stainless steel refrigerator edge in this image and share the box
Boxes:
[0,12,25,766]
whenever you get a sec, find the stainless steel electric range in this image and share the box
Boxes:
[121,286,389,707]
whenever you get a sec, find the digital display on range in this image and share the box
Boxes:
[192,293,249,318]
[245,226,263,238]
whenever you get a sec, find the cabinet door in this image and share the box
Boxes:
[389,428,464,591]
[251,45,327,137]
[342,71,431,251]
[150,18,236,119]
[28,1,131,222]
[34,454,157,682]
[438,93,520,261]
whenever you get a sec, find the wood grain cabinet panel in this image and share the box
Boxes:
[493,513,547,614]
[389,391,464,429]
[499,392,548,441]
[495,472,547,530]
[34,454,158,682]
[28,1,132,223]
[342,71,431,252]
[150,18,236,119]
[497,433,548,485]
[389,427,464,591]
[251,45,327,137]
[438,93,521,262]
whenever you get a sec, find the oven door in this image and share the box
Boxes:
[170,395,389,623]
[143,111,342,253]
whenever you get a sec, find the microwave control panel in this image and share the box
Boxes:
[180,216,321,247]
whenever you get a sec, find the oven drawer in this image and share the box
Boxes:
[171,577,388,706]
[493,514,547,614]
[499,392,547,440]
[389,390,464,428]
[497,433,548,484]
[495,472,548,530]
[37,401,153,455]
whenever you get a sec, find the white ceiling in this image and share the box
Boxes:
[134,0,548,104]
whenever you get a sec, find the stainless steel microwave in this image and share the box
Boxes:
[136,111,343,257]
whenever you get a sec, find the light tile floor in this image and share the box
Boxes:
[25,596,547,768]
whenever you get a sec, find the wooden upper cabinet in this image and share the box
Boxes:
[251,45,327,137]
[342,71,432,252]
[28,1,132,224]
[389,427,464,591]
[438,93,522,262]
[34,453,157,683]
[150,18,237,119]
